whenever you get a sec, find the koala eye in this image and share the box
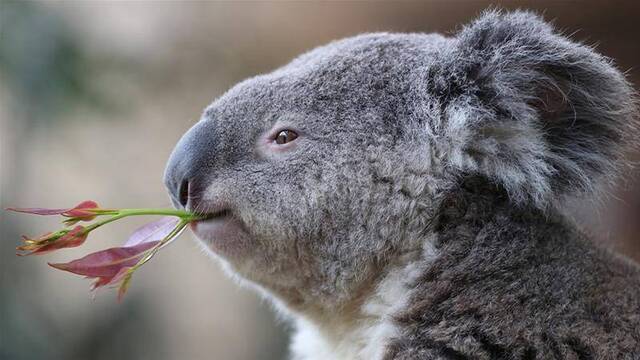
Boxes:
[274,130,298,145]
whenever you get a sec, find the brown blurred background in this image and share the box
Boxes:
[1,1,639,359]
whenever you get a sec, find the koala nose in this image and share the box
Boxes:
[164,120,218,211]
[164,153,194,210]
[166,175,196,210]
[176,179,190,209]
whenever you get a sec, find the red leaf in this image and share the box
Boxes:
[48,241,159,278]
[125,216,180,247]
[18,232,57,246]
[62,200,99,220]
[17,226,88,256]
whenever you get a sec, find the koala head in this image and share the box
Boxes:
[164,10,636,315]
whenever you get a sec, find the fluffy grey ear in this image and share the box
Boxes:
[441,10,637,208]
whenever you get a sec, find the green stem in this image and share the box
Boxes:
[84,208,204,233]
[117,208,202,218]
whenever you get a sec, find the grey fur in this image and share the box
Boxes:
[164,10,640,359]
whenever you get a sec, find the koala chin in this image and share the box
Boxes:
[165,10,640,359]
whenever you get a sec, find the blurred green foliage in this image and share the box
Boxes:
[0,1,117,123]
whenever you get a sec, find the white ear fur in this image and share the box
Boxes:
[441,10,637,208]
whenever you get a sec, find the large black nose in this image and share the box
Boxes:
[164,120,218,210]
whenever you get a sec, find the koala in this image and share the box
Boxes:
[164,10,640,359]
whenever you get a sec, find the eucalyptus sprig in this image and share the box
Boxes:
[7,201,205,300]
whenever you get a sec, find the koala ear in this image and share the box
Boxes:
[442,10,638,208]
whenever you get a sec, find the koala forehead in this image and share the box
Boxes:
[201,33,451,151]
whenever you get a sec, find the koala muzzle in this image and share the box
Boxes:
[164,120,219,211]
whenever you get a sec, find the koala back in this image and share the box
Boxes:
[386,177,640,359]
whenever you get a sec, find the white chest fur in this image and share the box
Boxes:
[289,254,426,360]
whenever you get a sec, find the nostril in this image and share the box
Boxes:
[178,179,189,208]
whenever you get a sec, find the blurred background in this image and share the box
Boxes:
[1,1,639,359]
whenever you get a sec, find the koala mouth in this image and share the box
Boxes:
[189,208,250,257]
[190,208,233,228]
[199,209,232,220]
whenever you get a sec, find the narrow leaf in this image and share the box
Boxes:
[7,200,99,216]
[125,216,180,247]
[6,207,69,215]
[48,241,160,278]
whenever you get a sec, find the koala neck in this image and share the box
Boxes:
[288,246,428,360]
[286,177,532,360]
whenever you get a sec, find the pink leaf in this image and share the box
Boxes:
[125,216,180,247]
[48,241,159,278]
